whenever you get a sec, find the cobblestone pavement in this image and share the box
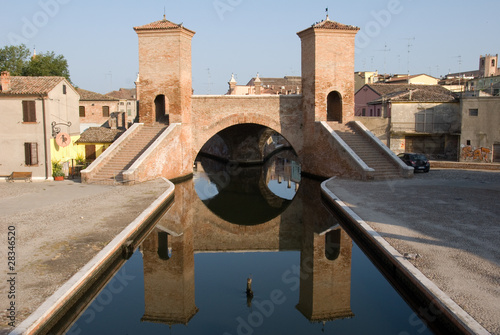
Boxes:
[326,169,500,335]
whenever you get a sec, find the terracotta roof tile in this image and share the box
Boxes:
[313,19,359,31]
[77,88,118,101]
[133,18,182,31]
[365,84,458,103]
[0,76,65,95]
[76,127,124,144]
[106,88,137,100]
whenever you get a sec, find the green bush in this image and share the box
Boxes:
[52,160,64,177]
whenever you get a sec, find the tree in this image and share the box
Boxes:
[23,51,71,83]
[0,44,72,83]
[0,44,30,76]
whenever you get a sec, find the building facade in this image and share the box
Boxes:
[0,71,80,180]
[77,88,120,132]
[460,96,500,163]
[355,84,460,160]
[106,88,138,126]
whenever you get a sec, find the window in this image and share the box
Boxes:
[466,140,471,146]
[79,106,85,117]
[492,59,496,67]
[102,106,110,117]
[376,108,381,117]
[63,85,67,94]
[415,108,434,132]
[120,102,124,105]
[22,101,36,122]
[469,109,478,116]
[127,109,132,116]
[361,108,366,116]
[24,142,38,166]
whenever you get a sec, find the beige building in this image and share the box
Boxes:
[355,84,460,160]
[460,96,500,163]
[0,71,80,180]
[106,88,138,126]
[227,74,301,95]
[77,88,120,132]
[354,71,379,92]
[384,74,439,85]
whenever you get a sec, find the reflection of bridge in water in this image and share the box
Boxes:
[140,177,354,326]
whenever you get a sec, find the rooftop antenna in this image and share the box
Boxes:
[163,6,166,20]
[376,43,391,79]
[403,37,415,77]
[454,55,462,91]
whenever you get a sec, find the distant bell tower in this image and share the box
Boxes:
[297,16,359,124]
[479,54,499,78]
[134,16,195,125]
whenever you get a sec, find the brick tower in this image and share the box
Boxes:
[297,17,359,124]
[134,17,195,125]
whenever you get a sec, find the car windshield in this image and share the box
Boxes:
[412,154,427,160]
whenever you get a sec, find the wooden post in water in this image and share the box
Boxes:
[246,277,253,307]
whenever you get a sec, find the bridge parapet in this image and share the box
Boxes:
[123,123,188,184]
[350,121,414,178]
[81,123,143,183]
[319,121,375,180]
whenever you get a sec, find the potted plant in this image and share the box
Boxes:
[52,160,65,181]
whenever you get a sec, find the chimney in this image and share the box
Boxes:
[1,71,11,92]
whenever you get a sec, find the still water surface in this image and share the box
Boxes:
[68,152,433,335]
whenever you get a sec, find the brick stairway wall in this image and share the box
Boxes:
[333,122,402,179]
[87,124,167,184]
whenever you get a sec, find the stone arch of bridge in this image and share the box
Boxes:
[193,112,300,162]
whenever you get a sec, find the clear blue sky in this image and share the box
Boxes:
[1,0,499,95]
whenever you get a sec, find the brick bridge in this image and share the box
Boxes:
[81,17,412,184]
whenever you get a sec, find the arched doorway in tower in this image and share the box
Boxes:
[154,94,169,124]
[327,91,342,122]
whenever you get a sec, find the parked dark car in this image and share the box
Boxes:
[397,153,430,173]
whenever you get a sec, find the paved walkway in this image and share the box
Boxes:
[325,169,500,335]
[0,179,169,334]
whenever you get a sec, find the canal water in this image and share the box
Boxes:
[67,151,434,335]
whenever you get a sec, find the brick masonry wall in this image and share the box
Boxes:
[79,100,117,125]
[136,29,194,125]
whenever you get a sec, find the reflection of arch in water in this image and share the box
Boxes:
[196,156,294,225]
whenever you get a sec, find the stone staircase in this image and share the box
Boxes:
[87,124,167,184]
[333,122,402,179]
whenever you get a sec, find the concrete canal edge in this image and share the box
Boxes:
[320,179,490,335]
[10,178,176,335]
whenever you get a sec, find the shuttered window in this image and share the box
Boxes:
[102,106,110,117]
[24,142,38,166]
[22,101,36,122]
[79,106,86,117]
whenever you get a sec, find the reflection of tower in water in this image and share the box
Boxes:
[141,198,198,325]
